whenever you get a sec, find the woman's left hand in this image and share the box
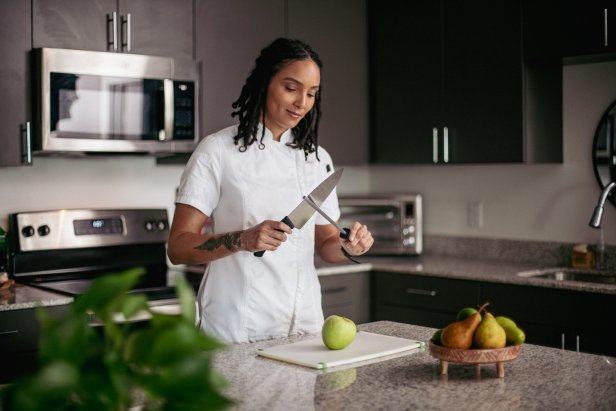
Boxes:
[341,221,374,256]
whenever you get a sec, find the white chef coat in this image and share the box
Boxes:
[175,124,341,344]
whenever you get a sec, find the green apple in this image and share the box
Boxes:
[322,315,357,350]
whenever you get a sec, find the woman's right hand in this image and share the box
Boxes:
[241,220,293,252]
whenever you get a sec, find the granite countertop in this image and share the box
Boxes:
[213,321,616,411]
[0,282,73,312]
[3,252,615,311]
[316,254,616,295]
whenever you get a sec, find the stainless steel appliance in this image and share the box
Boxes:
[7,208,180,313]
[34,48,199,155]
[338,194,422,255]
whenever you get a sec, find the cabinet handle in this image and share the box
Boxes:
[443,126,449,163]
[107,12,118,51]
[21,121,32,165]
[605,9,609,47]
[0,330,19,336]
[432,127,438,163]
[322,286,347,294]
[561,333,565,350]
[122,13,132,52]
[576,335,580,353]
[405,287,436,297]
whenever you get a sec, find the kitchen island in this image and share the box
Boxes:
[213,321,616,410]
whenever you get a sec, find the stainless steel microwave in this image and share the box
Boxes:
[338,194,423,255]
[34,48,199,155]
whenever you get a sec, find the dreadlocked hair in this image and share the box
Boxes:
[231,38,323,160]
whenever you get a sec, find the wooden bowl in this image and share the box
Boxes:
[428,341,522,378]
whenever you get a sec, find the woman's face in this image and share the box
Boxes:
[264,59,320,141]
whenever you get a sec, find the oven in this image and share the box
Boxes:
[7,208,182,321]
[338,194,423,255]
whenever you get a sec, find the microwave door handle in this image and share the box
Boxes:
[164,79,174,141]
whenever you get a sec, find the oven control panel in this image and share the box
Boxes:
[11,209,169,252]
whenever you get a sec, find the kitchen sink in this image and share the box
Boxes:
[517,268,616,285]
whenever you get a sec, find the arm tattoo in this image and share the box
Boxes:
[194,231,242,252]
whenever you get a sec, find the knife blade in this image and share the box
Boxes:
[254,168,343,257]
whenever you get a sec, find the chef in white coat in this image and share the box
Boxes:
[167,38,374,344]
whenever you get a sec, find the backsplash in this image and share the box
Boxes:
[425,235,616,271]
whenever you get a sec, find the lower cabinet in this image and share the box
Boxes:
[480,282,616,357]
[0,304,68,383]
[372,271,481,329]
[319,272,371,325]
[373,271,616,357]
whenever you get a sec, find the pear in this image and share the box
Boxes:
[441,303,487,349]
[474,311,507,349]
[495,316,526,345]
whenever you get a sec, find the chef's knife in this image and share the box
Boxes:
[254,168,343,257]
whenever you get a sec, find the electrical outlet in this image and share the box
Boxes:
[467,202,483,229]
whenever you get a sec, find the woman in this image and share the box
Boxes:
[168,38,373,344]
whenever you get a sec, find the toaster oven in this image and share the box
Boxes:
[338,194,422,255]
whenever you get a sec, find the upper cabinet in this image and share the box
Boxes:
[0,0,32,167]
[195,0,285,138]
[562,1,616,58]
[167,0,369,166]
[369,0,562,164]
[32,0,193,60]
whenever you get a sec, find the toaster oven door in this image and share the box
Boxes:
[339,203,404,253]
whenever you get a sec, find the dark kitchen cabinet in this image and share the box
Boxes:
[0,0,32,167]
[480,282,616,357]
[319,271,371,325]
[372,271,481,329]
[287,0,369,165]
[195,0,285,138]
[32,0,193,60]
[0,304,68,383]
[369,0,562,164]
[562,1,616,59]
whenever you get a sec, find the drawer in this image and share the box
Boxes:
[374,272,480,312]
[0,308,40,352]
[0,305,68,353]
[319,272,371,324]
[319,272,369,307]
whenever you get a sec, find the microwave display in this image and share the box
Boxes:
[50,72,194,142]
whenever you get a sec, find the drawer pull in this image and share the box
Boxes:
[322,287,347,294]
[405,288,436,297]
[0,330,19,337]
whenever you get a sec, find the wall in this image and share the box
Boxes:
[1,61,615,248]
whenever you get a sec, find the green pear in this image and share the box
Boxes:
[495,316,526,345]
[456,307,481,322]
[431,329,443,345]
[474,311,506,349]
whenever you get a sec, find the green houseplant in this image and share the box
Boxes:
[0,268,231,410]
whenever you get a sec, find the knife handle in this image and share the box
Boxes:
[254,216,295,257]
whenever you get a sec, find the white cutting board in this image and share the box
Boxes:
[257,331,424,369]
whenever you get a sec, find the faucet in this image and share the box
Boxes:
[589,181,616,228]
